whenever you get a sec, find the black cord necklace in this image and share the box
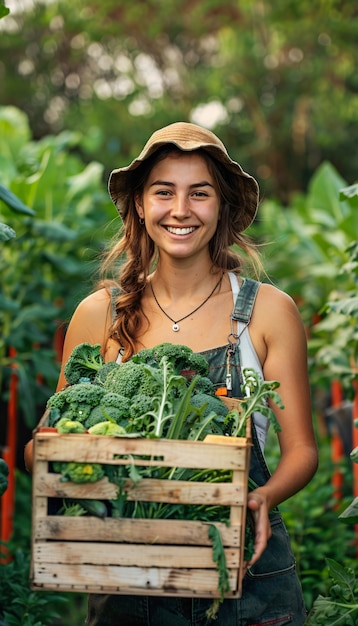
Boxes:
[150,273,224,332]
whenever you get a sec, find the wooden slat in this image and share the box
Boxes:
[34,434,249,470]
[31,563,242,597]
[33,473,246,505]
[35,516,242,547]
[33,541,241,568]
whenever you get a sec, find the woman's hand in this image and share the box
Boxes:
[246,489,272,567]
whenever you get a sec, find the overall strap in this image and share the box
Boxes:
[223,276,261,397]
[231,277,261,325]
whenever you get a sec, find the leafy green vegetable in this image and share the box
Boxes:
[205,524,231,619]
[208,523,230,597]
[64,381,105,406]
[57,500,87,516]
[57,498,107,518]
[53,461,105,483]
[85,403,128,428]
[104,360,154,398]
[127,358,189,438]
[48,341,286,603]
[93,361,119,385]
[64,342,104,384]
[226,368,283,437]
[133,342,209,377]
[88,420,126,436]
[56,417,86,433]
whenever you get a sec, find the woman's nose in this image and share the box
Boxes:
[170,194,190,218]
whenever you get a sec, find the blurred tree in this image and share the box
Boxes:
[0,0,357,201]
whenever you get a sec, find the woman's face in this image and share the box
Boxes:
[135,151,221,262]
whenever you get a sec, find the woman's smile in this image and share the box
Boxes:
[163,225,197,235]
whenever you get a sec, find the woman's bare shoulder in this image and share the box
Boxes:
[257,282,300,313]
[66,288,113,343]
[78,287,111,307]
[254,282,306,345]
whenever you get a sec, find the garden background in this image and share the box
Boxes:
[0,0,357,624]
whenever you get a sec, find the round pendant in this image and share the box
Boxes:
[172,323,180,332]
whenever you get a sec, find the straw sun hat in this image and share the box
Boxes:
[108,122,259,232]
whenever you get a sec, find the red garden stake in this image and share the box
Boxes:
[0,347,18,556]
[331,379,344,503]
[353,380,358,553]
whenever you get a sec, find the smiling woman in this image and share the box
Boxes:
[25,121,318,626]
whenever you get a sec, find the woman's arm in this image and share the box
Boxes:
[247,284,318,565]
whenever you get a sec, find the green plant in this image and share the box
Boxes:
[249,163,357,328]
[0,105,115,431]
[312,236,358,394]
[305,422,358,624]
[263,425,356,613]
[63,342,105,384]
[2,470,87,626]
[305,559,358,626]
[0,546,68,626]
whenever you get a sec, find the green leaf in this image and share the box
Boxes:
[0,184,35,215]
[327,297,358,317]
[28,219,77,242]
[0,2,9,18]
[208,524,230,599]
[308,162,350,224]
[66,162,104,200]
[0,293,20,312]
[340,184,358,208]
[42,250,88,275]
[0,222,16,241]
[339,498,358,525]
[326,558,356,593]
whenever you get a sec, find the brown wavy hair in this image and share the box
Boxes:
[98,146,262,360]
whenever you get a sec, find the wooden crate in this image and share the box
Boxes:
[31,398,251,598]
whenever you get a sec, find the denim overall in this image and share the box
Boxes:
[86,279,307,626]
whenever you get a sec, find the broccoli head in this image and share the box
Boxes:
[129,394,153,421]
[47,383,106,426]
[64,343,104,384]
[193,376,215,396]
[101,392,131,412]
[48,407,62,427]
[68,402,93,423]
[63,382,106,406]
[133,343,209,377]
[104,360,153,398]
[189,393,229,419]
[47,390,68,411]
[94,361,120,386]
[85,405,123,429]
[53,461,105,483]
